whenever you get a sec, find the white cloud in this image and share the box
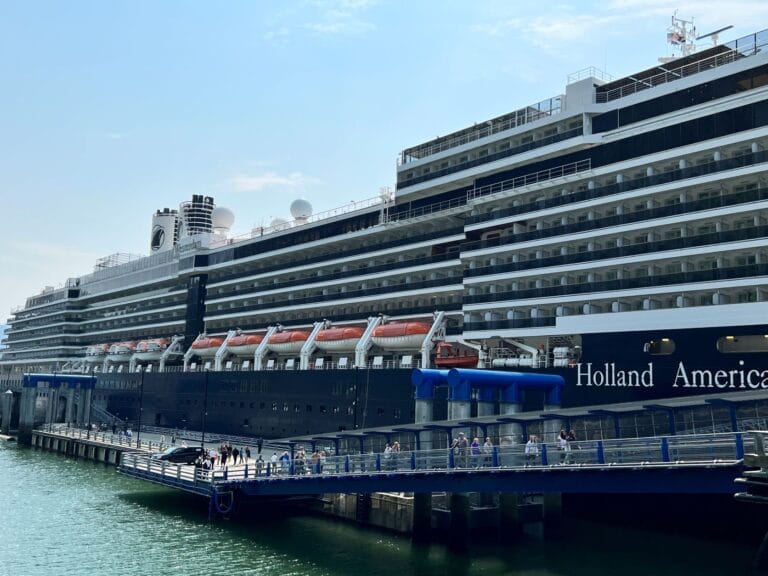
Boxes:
[607,0,768,27]
[229,171,318,193]
[471,1,768,54]
[265,0,377,40]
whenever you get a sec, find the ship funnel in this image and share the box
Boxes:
[151,207,179,252]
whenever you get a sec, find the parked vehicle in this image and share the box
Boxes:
[151,446,203,464]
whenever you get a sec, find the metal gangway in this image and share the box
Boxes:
[118,430,752,498]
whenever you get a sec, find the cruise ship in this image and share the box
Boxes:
[3,26,768,438]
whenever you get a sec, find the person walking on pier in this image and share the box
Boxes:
[525,435,539,466]
[471,437,481,467]
[245,446,251,464]
[452,432,469,467]
[483,437,493,467]
[271,452,279,474]
[558,430,571,464]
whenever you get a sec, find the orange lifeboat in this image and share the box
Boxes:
[190,336,224,357]
[107,341,136,362]
[134,338,170,361]
[315,326,364,352]
[227,333,264,356]
[433,342,479,368]
[371,322,430,350]
[85,343,110,363]
[267,331,309,354]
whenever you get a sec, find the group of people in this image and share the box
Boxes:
[194,437,266,471]
[450,432,495,467]
[524,429,578,465]
[270,446,328,474]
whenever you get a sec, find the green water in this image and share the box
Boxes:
[0,444,758,576]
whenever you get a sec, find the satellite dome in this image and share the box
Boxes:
[290,198,313,220]
[270,217,288,229]
[212,206,235,230]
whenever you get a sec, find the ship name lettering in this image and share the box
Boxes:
[576,363,653,388]
[672,361,768,389]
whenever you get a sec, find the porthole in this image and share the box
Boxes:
[717,335,768,354]
[644,338,676,355]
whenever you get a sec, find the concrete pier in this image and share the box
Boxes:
[411,492,432,543]
[499,493,524,539]
[30,429,147,466]
[447,493,471,552]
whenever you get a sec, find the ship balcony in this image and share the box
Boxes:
[465,146,768,231]
[85,291,187,315]
[204,276,464,321]
[206,226,465,287]
[205,302,465,334]
[397,126,586,193]
[399,95,564,166]
[461,179,768,257]
[207,252,460,301]
[463,221,768,280]
[462,261,768,308]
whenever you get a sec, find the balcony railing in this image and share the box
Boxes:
[465,149,768,227]
[463,261,768,305]
[595,29,768,103]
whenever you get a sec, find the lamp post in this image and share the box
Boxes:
[201,369,209,450]
[137,368,144,449]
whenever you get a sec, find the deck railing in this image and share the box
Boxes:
[117,430,750,488]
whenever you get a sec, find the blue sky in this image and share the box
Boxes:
[1,0,767,320]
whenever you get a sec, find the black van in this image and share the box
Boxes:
[151,446,203,464]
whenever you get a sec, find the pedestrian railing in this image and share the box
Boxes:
[116,431,751,490]
[41,424,166,453]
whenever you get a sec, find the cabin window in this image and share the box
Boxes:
[717,335,768,354]
[644,338,676,355]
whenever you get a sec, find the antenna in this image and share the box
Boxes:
[665,11,697,58]
[696,25,734,47]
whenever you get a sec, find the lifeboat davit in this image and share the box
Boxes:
[267,331,309,354]
[315,327,364,352]
[190,336,224,357]
[84,344,110,363]
[226,333,264,356]
[134,338,170,361]
[371,322,430,350]
[107,342,136,363]
[433,342,479,368]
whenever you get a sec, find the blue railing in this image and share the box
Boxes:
[117,431,752,488]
